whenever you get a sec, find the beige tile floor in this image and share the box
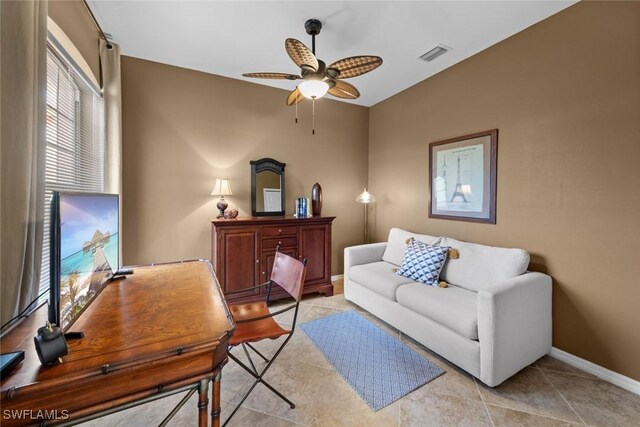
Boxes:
[83,282,640,427]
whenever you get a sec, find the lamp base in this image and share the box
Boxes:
[217,197,228,219]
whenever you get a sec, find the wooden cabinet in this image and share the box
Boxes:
[300,225,330,285]
[216,227,260,297]
[211,217,335,303]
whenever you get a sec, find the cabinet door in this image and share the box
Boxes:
[299,225,330,285]
[261,248,296,295]
[219,228,260,296]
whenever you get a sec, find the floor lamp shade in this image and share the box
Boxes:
[356,188,375,243]
[356,188,375,204]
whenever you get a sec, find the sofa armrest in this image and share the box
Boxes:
[344,243,387,282]
[478,272,552,387]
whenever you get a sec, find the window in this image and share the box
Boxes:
[40,45,105,299]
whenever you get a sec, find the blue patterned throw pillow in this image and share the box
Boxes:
[396,239,450,286]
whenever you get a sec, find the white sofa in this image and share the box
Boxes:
[344,228,552,387]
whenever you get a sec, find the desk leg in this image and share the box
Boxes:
[212,371,222,427]
[198,379,210,427]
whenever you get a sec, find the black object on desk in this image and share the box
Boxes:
[0,351,25,378]
[34,321,68,366]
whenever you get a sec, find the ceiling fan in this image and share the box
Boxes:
[243,18,382,133]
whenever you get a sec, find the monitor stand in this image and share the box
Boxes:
[64,331,85,340]
[110,268,134,282]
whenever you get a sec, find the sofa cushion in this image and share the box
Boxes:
[396,282,478,340]
[396,240,450,286]
[382,228,441,266]
[439,237,530,292]
[349,261,414,301]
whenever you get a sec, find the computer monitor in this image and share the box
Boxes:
[49,191,119,332]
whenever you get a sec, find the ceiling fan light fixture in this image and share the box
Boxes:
[298,80,329,99]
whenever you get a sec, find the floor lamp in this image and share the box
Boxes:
[356,188,375,243]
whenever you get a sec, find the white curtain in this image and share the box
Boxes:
[0,0,48,326]
[100,39,123,265]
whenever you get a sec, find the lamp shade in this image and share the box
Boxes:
[211,178,233,196]
[298,80,329,99]
[356,188,375,204]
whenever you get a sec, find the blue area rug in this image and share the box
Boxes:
[300,310,444,411]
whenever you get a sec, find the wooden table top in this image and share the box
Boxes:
[1,260,234,395]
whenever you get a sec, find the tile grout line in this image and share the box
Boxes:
[225,403,306,426]
[538,368,589,426]
[537,367,597,380]
[472,367,587,424]
[224,380,247,407]
[473,377,496,427]
[231,359,334,426]
[474,388,586,425]
[483,402,591,426]
[309,302,353,311]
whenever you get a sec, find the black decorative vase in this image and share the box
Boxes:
[311,182,322,217]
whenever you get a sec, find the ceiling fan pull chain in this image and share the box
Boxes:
[312,98,316,135]
[295,100,298,124]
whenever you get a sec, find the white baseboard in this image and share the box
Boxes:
[549,347,640,395]
[331,274,344,282]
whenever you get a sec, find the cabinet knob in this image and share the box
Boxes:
[256,259,259,263]
[263,271,266,275]
[278,229,282,233]
[278,241,282,245]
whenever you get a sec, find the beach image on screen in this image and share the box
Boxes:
[59,194,118,330]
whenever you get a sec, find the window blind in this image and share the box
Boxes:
[40,46,105,300]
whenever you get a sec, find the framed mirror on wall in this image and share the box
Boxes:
[251,158,286,217]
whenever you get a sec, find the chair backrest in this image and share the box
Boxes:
[270,252,307,301]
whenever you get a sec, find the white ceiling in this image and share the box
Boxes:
[88,1,576,107]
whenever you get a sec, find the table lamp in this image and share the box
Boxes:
[356,188,375,243]
[211,178,233,218]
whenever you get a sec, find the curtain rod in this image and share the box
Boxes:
[82,0,113,49]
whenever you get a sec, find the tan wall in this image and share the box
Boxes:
[368,1,640,380]
[121,56,369,274]
[47,0,100,79]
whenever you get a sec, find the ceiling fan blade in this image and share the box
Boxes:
[328,80,360,99]
[285,38,319,72]
[242,72,301,80]
[286,87,305,106]
[328,56,382,79]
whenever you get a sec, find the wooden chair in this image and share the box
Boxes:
[223,251,308,426]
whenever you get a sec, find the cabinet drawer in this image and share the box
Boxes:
[262,236,297,250]
[262,226,298,237]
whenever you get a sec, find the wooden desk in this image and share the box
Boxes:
[1,260,234,426]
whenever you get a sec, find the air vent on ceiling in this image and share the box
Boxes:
[419,44,451,62]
